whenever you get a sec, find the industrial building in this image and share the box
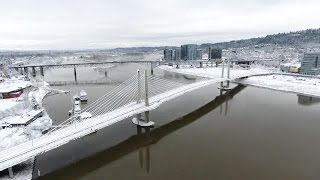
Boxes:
[300,52,320,75]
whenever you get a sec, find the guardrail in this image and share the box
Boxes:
[47,79,118,86]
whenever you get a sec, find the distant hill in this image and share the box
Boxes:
[200,28,320,49]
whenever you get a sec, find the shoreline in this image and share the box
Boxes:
[0,79,64,180]
[158,65,320,98]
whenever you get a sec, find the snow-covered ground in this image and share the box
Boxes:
[159,65,273,79]
[236,75,320,97]
[160,65,320,98]
[0,77,61,180]
[0,99,21,114]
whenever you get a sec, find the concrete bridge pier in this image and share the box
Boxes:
[73,66,77,83]
[150,62,154,75]
[32,67,36,77]
[19,68,24,75]
[24,67,28,75]
[8,167,14,179]
[218,59,231,91]
[40,66,44,77]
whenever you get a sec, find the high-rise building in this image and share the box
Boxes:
[181,44,198,60]
[300,52,320,75]
[174,48,181,61]
[164,49,174,61]
[196,49,202,60]
[210,48,222,59]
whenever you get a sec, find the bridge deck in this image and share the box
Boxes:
[10,60,160,68]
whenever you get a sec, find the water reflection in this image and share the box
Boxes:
[297,95,320,106]
[137,126,151,173]
[39,84,245,179]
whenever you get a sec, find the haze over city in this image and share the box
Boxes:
[1,0,320,50]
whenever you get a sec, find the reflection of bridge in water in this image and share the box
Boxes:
[37,84,245,179]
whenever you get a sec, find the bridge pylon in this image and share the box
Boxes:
[132,69,155,127]
[218,59,232,91]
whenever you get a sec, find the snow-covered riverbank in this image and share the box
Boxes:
[159,65,320,97]
[159,65,272,79]
[236,75,320,97]
[0,78,65,180]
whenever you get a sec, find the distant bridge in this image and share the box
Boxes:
[10,60,162,69]
[10,60,162,78]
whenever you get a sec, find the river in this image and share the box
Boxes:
[35,64,320,180]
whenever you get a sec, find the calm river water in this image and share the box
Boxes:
[34,64,320,180]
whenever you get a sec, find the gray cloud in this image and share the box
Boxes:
[0,0,319,50]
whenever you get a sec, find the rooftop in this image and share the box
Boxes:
[0,109,43,126]
[0,78,31,94]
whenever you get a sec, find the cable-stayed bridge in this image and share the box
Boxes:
[0,66,272,176]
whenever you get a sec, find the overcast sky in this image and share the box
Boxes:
[0,0,319,50]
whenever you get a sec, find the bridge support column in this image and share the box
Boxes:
[74,66,77,83]
[8,167,13,179]
[32,67,36,77]
[24,67,28,75]
[227,59,230,79]
[218,60,231,91]
[221,60,225,78]
[132,70,154,127]
[40,66,44,76]
[150,62,154,75]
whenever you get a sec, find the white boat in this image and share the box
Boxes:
[79,90,88,102]
[74,103,81,115]
[70,94,81,115]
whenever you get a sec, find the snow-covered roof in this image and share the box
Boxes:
[281,62,301,68]
[1,109,43,125]
[0,79,31,93]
